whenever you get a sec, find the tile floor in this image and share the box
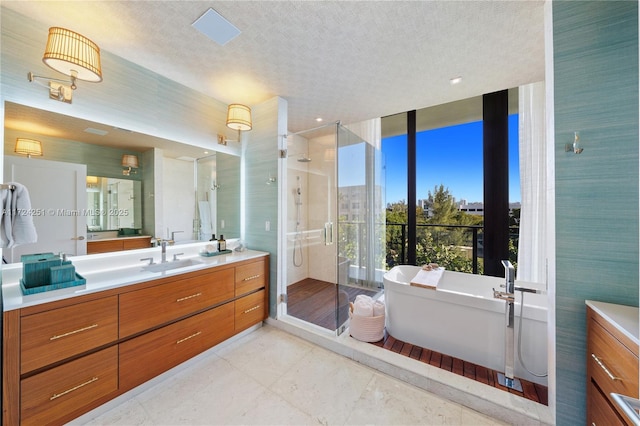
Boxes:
[73,325,508,425]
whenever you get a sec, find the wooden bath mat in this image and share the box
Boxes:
[370,331,548,406]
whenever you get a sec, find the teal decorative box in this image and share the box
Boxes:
[20,273,86,295]
[22,253,62,288]
[20,252,56,263]
[50,264,76,284]
[199,249,232,257]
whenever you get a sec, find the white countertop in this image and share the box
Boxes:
[2,242,268,312]
[586,300,639,346]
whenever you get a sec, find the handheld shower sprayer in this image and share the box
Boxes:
[295,176,302,206]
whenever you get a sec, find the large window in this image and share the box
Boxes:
[382,91,520,274]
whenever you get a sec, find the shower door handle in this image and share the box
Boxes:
[324,222,333,245]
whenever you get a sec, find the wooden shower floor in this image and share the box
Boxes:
[370,332,548,406]
[287,278,378,331]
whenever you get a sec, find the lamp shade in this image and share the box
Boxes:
[43,27,102,82]
[226,104,252,131]
[121,154,139,168]
[14,138,43,157]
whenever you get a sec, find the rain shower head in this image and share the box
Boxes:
[297,155,311,163]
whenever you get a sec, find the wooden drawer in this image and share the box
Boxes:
[21,296,118,374]
[119,302,235,392]
[235,289,266,332]
[589,317,639,401]
[235,260,266,296]
[122,237,151,250]
[21,346,118,426]
[87,239,123,254]
[588,379,627,426]
[119,268,235,337]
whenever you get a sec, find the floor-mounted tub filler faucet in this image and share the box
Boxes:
[495,260,521,391]
[493,260,546,391]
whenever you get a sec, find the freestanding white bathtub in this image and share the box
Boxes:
[383,265,548,386]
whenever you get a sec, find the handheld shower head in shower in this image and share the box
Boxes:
[295,176,302,202]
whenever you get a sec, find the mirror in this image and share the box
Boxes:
[197,154,241,241]
[4,102,241,256]
[86,177,142,231]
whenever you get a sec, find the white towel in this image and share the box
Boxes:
[353,295,374,317]
[372,300,385,317]
[1,182,38,248]
[198,201,212,235]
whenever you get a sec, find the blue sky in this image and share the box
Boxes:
[381,114,521,204]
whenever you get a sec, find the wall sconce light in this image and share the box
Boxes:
[28,27,102,104]
[14,138,43,158]
[86,175,99,189]
[122,154,139,175]
[218,104,252,145]
[565,131,584,154]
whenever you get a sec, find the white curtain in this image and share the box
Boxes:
[517,82,547,283]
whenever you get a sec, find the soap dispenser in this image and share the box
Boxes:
[209,234,219,251]
[218,235,226,251]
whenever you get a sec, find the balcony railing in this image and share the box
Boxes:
[338,221,519,276]
[385,222,520,274]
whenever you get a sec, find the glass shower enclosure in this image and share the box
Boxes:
[284,122,385,335]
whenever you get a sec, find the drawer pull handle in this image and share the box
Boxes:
[176,292,202,302]
[244,305,261,314]
[591,353,622,381]
[50,377,98,400]
[242,274,260,281]
[176,331,202,344]
[50,324,98,341]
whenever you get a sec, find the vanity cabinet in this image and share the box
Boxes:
[3,254,269,425]
[119,303,235,391]
[235,260,267,296]
[87,236,151,254]
[20,347,118,426]
[119,268,235,337]
[20,296,118,374]
[586,302,639,426]
[234,259,268,333]
[235,289,266,333]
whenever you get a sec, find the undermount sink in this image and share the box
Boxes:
[142,258,202,273]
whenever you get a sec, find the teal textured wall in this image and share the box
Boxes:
[553,2,638,424]
[243,97,285,316]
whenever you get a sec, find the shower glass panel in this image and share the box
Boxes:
[336,125,385,334]
[284,122,384,336]
[285,124,339,331]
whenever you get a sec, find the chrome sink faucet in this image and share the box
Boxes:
[161,240,168,263]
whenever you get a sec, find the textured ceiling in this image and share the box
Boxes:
[2,0,545,134]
